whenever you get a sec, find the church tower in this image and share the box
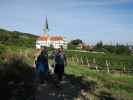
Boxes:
[43,16,49,34]
[42,16,49,41]
[36,16,67,49]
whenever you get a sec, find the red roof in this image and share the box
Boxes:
[37,35,63,41]
[37,34,49,41]
[50,36,63,41]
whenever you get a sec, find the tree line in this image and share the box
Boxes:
[68,39,132,55]
[94,41,131,55]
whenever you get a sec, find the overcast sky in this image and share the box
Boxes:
[0,0,133,45]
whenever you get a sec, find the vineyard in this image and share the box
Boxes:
[0,46,133,100]
[66,50,133,73]
[65,50,133,100]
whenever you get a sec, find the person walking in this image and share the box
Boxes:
[54,47,67,84]
[35,47,49,83]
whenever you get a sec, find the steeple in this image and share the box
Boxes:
[43,16,49,34]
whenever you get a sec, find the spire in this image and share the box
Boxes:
[43,16,49,34]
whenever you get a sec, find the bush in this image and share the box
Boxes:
[0,55,35,100]
[0,44,5,55]
[0,44,6,64]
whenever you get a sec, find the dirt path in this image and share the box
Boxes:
[34,73,119,100]
[34,65,117,100]
[34,64,83,100]
[34,74,93,100]
[35,72,83,100]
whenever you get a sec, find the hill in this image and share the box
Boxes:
[0,28,37,48]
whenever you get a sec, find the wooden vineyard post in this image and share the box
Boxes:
[96,66,99,72]
[87,59,90,68]
[106,60,110,73]
[123,65,126,73]
[85,56,88,65]
[70,57,73,64]
[70,57,72,64]
[73,56,76,65]
[93,58,96,64]
[80,57,83,65]
[71,57,73,64]
[93,58,98,72]
[76,56,79,64]
[68,57,70,64]
[72,56,74,64]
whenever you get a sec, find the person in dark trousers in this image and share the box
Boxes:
[51,49,57,68]
[35,47,49,83]
[54,47,67,84]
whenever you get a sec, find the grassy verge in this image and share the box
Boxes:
[66,50,133,69]
[65,64,133,100]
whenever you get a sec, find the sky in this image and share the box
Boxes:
[0,0,133,45]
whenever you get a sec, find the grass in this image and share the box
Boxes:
[65,64,133,100]
[0,45,133,99]
[66,50,133,70]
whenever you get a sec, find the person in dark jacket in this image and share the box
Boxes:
[35,47,49,83]
[54,47,67,83]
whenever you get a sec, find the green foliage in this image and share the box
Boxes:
[68,39,83,50]
[70,39,82,45]
[0,44,6,64]
[65,64,133,100]
[103,45,116,53]
[67,43,77,50]
[94,41,103,51]
[0,55,35,100]
[0,28,37,48]
[115,44,131,55]
[0,44,5,55]
[67,50,133,70]
[94,41,131,55]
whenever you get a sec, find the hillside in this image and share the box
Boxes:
[0,28,37,47]
[0,28,133,100]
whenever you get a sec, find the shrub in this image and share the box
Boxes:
[0,55,35,100]
[0,44,6,64]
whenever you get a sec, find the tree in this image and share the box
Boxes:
[67,43,77,50]
[70,39,82,45]
[115,44,131,55]
[94,41,103,51]
[94,41,131,55]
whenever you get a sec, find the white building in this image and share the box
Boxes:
[36,17,67,49]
